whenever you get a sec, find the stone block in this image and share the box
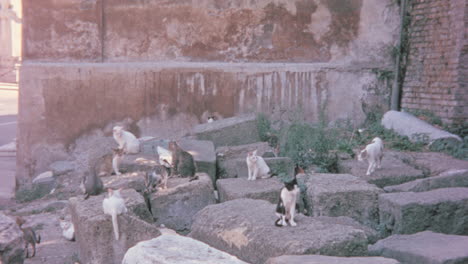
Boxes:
[379,188,468,236]
[265,255,400,264]
[69,189,158,264]
[216,177,283,204]
[122,231,248,264]
[32,171,56,195]
[381,110,462,145]
[0,213,25,264]
[384,169,468,193]
[189,199,370,264]
[236,157,294,179]
[101,172,146,193]
[49,160,75,176]
[193,114,260,147]
[399,151,468,176]
[149,173,216,233]
[299,173,383,228]
[338,155,425,187]
[368,231,468,264]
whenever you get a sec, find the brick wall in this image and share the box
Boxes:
[401,0,467,124]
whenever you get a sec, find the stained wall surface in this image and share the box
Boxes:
[18,0,400,181]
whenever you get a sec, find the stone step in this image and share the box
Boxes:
[265,255,400,264]
[338,154,425,187]
[379,187,468,236]
[369,231,468,264]
[69,189,159,264]
[149,173,216,234]
[236,157,294,179]
[384,169,468,193]
[299,173,383,228]
[216,177,283,204]
[189,198,373,264]
[122,231,248,264]
[193,114,260,147]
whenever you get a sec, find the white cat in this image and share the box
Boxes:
[358,137,384,176]
[59,219,75,241]
[102,188,128,240]
[246,150,271,180]
[275,176,300,227]
[157,146,173,165]
[113,126,140,154]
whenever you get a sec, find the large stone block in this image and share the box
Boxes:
[379,188,468,236]
[0,213,25,264]
[194,114,260,147]
[149,173,216,233]
[299,173,383,228]
[369,231,468,264]
[338,155,425,187]
[400,151,468,176]
[236,157,294,179]
[101,172,146,193]
[384,169,468,193]
[381,111,462,145]
[189,199,370,264]
[122,230,248,264]
[216,177,283,204]
[265,255,400,264]
[69,189,159,264]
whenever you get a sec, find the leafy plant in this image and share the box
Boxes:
[15,185,48,203]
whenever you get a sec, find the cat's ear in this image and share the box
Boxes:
[253,150,258,156]
[108,188,114,195]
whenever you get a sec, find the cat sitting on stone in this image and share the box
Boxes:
[275,176,300,227]
[201,110,223,123]
[113,125,140,154]
[94,147,125,177]
[358,137,384,175]
[59,218,75,241]
[144,159,171,192]
[246,149,273,180]
[168,141,198,181]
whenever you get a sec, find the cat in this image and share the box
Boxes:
[113,126,140,154]
[80,171,104,199]
[102,188,128,240]
[358,137,384,175]
[144,161,171,192]
[94,148,125,177]
[156,146,173,165]
[275,176,300,227]
[246,150,272,180]
[168,141,198,181]
[59,219,75,241]
[201,111,223,123]
[16,216,41,258]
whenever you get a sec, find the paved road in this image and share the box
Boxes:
[0,83,18,146]
[0,83,17,199]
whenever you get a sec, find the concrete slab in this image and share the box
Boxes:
[338,155,425,187]
[299,173,383,228]
[265,255,400,264]
[369,231,468,264]
[216,177,283,204]
[379,187,468,236]
[384,169,468,193]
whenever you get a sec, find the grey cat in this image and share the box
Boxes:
[168,141,197,181]
[80,171,104,199]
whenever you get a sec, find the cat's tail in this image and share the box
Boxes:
[274,217,283,227]
[35,231,41,244]
[111,210,120,240]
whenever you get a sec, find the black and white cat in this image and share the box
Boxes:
[275,176,300,227]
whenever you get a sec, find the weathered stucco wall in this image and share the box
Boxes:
[23,0,399,64]
[17,62,389,182]
[18,0,399,182]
